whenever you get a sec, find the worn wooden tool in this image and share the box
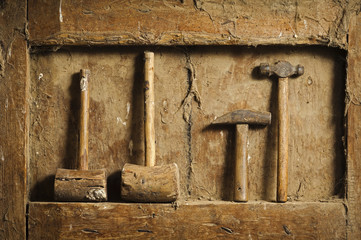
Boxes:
[54,69,107,202]
[213,109,271,202]
[259,61,304,202]
[121,52,180,203]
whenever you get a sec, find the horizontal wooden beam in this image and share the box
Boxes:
[29,201,346,239]
[28,0,350,48]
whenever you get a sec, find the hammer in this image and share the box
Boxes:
[259,61,304,202]
[212,109,271,202]
[120,52,180,202]
[54,69,107,202]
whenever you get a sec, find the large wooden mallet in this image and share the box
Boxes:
[54,69,107,202]
[259,61,304,202]
[212,109,271,202]
[121,52,180,203]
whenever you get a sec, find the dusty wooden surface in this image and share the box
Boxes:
[0,0,28,239]
[121,163,180,202]
[28,201,346,239]
[29,46,346,203]
[28,0,359,48]
[54,169,107,202]
[1,1,360,239]
[346,13,361,239]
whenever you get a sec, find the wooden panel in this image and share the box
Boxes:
[29,46,346,202]
[29,47,188,201]
[28,201,346,239]
[187,46,345,201]
[0,0,28,239]
[28,0,352,47]
[346,13,361,239]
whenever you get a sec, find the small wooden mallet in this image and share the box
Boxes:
[54,69,107,202]
[121,52,180,203]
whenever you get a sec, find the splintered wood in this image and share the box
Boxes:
[121,163,180,202]
[28,202,346,239]
[54,169,107,201]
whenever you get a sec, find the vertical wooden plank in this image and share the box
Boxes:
[346,13,361,239]
[0,0,28,239]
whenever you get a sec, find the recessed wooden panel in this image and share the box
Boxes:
[30,46,345,202]
[28,201,346,239]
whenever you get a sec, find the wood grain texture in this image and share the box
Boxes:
[27,0,355,48]
[346,13,361,239]
[79,69,90,170]
[0,0,28,239]
[121,163,180,202]
[28,201,346,239]
[234,124,248,202]
[54,169,107,202]
[144,52,155,167]
[277,77,289,203]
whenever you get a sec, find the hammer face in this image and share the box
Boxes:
[54,168,107,202]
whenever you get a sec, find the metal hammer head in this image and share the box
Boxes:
[212,109,271,126]
[260,61,304,78]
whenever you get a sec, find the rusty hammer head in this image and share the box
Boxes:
[212,109,271,126]
[260,61,304,78]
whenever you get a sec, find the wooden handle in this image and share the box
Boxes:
[277,77,289,202]
[78,69,90,170]
[144,52,155,167]
[234,124,249,202]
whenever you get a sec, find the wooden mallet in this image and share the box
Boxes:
[259,61,304,202]
[54,69,107,202]
[212,109,271,202]
[121,52,180,203]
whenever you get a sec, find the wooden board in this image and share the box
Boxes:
[346,13,361,239]
[28,201,346,239]
[0,0,28,239]
[29,46,346,203]
[0,1,359,239]
[28,0,353,48]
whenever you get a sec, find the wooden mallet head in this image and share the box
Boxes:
[54,69,107,202]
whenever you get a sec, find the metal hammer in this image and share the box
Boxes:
[259,61,304,202]
[212,109,271,202]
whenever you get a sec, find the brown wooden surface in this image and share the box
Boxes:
[27,0,354,48]
[79,69,90,170]
[346,13,361,239]
[0,1,357,239]
[28,201,346,239]
[121,163,180,202]
[277,77,289,203]
[0,0,28,239]
[234,124,248,202]
[54,168,107,202]
[144,51,155,167]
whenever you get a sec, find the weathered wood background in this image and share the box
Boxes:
[29,46,346,203]
[0,0,361,239]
